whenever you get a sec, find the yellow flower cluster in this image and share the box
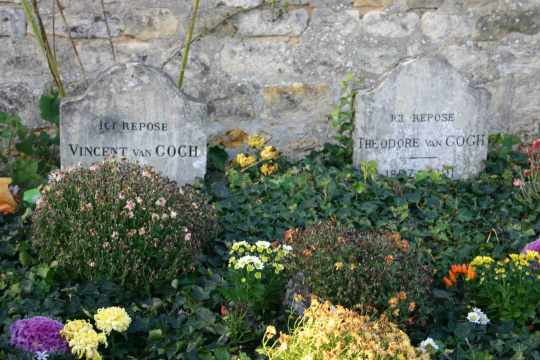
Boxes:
[61,320,107,360]
[260,146,279,161]
[235,153,257,168]
[260,299,428,360]
[94,307,132,334]
[470,256,494,267]
[231,134,281,176]
[247,134,266,149]
[61,307,131,360]
[261,163,279,176]
[469,252,540,281]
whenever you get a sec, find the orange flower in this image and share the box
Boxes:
[0,178,17,215]
[443,264,476,287]
[442,276,454,288]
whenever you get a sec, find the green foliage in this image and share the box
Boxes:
[0,216,233,359]
[287,222,434,329]
[31,159,220,291]
[217,136,537,274]
[0,92,60,189]
[325,74,359,165]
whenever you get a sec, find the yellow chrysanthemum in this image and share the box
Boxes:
[235,153,257,168]
[260,163,279,176]
[61,320,95,341]
[247,134,266,149]
[470,256,494,267]
[94,307,132,334]
[508,253,528,267]
[260,146,279,161]
[68,326,107,360]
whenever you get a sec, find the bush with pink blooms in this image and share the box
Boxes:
[31,158,220,290]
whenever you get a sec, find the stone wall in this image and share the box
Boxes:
[1,0,539,155]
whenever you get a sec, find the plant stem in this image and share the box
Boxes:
[100,0,117,62]
[56,0,87,78]
[22,0,66,97]
[177,0,201,89]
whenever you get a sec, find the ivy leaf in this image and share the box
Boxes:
[39,92,60,125]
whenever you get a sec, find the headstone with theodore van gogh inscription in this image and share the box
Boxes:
[354,57,489,179]
[60,63,207,185]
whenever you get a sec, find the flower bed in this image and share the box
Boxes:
[1,134,539,359]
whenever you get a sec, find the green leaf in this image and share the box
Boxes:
[208,145,228,172]
[23,187,41,204]
[39,92,60,125]
[353,182,366,194]
[148,328,163,340]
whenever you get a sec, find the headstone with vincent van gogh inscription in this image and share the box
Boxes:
[353,57,489,179]
[60,62,207,185]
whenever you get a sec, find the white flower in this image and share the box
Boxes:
[419,337,439,353]
[230,241,250,253]
[467,308,490,325]
[155,197,167,207]
[48,171,64,183]
[35,352,49,360]
[234,255,265,271]
[170,211,177,219]
[256,240,271,248]
[282,245,293,252]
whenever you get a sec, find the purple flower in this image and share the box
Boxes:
[9,316,68,354]
[523,238,540,269]
[522,238,540,254]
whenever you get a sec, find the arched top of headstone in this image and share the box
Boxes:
[354,56,490,179]
[60,62,208,185]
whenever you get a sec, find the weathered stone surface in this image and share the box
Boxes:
[1,0,540,158]
[0,7,26,39]
[362,11,419,38]
[236,9,310,37]
[123,8,179,40]
[476,9,540,41]
[421,11,475,41]
[354,57,489,179]
[222,0,263,9]
[61,63,207,185]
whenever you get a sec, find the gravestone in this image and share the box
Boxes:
[354,57,489,179]
[61,62,207,185]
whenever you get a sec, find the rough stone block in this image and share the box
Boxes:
[0,7,26,39]
[123,8,179,40]
[362,11,419,38]
[237,9,310,37]
[223,0,263,9]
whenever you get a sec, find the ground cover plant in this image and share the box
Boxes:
[1,107,540,359]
